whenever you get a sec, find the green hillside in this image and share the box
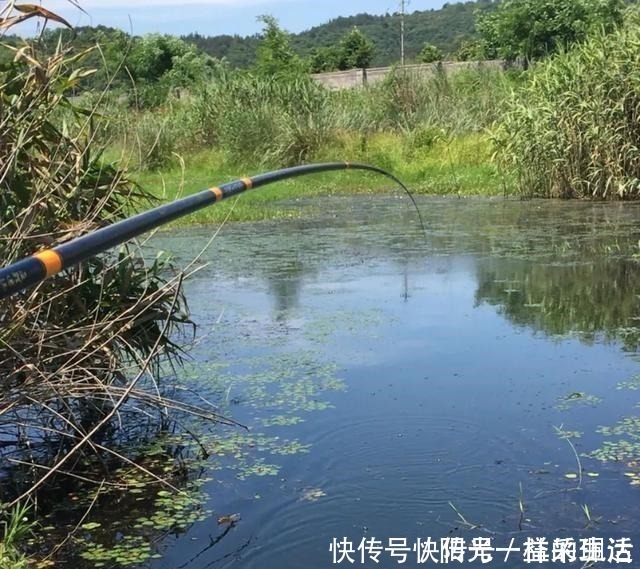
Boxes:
[185,0,499,68]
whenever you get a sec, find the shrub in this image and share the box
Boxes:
[419,43,444,63]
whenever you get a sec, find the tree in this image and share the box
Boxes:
[183,1,497,69]
[37,26,132,91]
[255,15,307,76]
[476,0,624,63]
[127,34,215,107]
[308,28,375,73]
[128,35,190,83]
[454,39,488,61]
[418,43,444,63]
[309,46,342,73]
[339,27,375,70]
[164,48,217,87]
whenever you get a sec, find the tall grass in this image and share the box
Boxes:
[116,66,517,173]
[193,72,337,166]
[494,18,640,199]
[342,66,518,135]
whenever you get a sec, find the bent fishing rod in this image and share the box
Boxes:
[0,162,425,301]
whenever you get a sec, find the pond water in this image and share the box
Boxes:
[145,196,640,569]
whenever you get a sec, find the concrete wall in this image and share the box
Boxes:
[312,60,508,90]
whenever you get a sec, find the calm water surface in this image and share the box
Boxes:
[149,196,640,568]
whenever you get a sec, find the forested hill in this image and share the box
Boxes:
[184,0,499,68]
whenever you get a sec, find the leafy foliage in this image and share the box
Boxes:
[184,32,259,69]
[309,45,343,73]
[454,38,489,61]
[32,27,217,106]
[309,26,375,72]
[254,15,307,77]
[477,0,624,62]
[419,43,444,63]
[339,27,375,69]
[36,26,132,91]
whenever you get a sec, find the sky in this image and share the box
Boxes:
[26,0,458,37]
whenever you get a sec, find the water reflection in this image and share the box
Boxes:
[264,257,306,317]
[475,258,640,350]
[185,197,640,347]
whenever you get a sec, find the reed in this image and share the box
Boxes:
[0,5,231,517]
[191,71,337,166]
[494,15,640,199]
[343,65,517,135]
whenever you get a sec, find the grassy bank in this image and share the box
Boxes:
[132,132,504,224]
[96,65,519,224]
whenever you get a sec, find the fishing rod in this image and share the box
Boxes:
[0,162,425,301]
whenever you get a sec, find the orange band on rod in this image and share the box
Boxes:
[33,250,63,277]
[210,187,224,202]
[241,177,253,189]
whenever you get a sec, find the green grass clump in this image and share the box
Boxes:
[0,504,33,569]
[344,66,521,135]
[192,72,337,167]
[494,15,640,199]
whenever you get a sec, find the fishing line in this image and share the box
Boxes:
[0,162,426,300]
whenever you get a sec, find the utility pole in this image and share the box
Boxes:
[400,0,406,67]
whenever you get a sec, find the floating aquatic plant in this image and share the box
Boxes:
[555,392,602,411]
[617,375,640,390]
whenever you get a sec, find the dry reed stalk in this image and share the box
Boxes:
[0,2,234,510]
